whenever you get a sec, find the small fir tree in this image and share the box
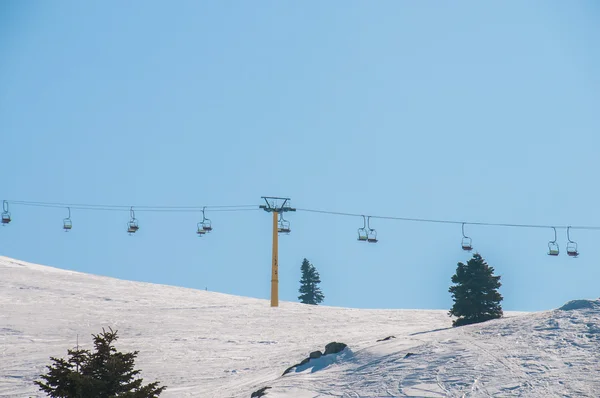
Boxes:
[298,258,325,305]
[35,327,166,398]
[448,253,503,327]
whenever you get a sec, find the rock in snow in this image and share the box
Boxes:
[250,386,271,397]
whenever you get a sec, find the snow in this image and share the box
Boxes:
[1,255,599,397]
[558,299,600,311]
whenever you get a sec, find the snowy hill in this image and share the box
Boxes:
[1,256,599,397]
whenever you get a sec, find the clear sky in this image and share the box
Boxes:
[2,1,599,312]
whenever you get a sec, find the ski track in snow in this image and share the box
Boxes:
[1,256,599,397]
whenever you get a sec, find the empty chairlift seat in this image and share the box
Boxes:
[1,200,10,225]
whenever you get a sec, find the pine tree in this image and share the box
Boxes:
[298,258,324,305]
[35,327,166,397]
[448,253,503,327]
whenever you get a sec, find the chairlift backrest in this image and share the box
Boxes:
[461,237,472,251]
[366,228,378,242]
[127,220,139,233]
[278,216,290,233]
[566,240,578,257]
[2,202,9,223]
[547,241,559,256]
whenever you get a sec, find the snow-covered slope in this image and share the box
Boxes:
[1,256,599,397]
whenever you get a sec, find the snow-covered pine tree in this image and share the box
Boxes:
[298,258,325,305]
[448,253,503,327]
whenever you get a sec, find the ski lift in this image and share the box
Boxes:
[278,213,291,234]
[547,227,559,256]
[196,207,212,235]
[1,200,10,225]
[367,216,378,243]
[63,207,72,231]
[127,207,139,234]
[357,216,368,241]
[566,226,578,257]
[461,223,472,251]
[202,208,212,232]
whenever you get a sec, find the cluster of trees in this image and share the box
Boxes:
[296,253,504,328]
[35,254,501,396]
[297,253,504,329]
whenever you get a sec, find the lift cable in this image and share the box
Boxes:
[7,200,258,213]
[295,208,600,231]
[6,200,600,231]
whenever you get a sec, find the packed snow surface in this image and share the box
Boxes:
[1,256,600,397]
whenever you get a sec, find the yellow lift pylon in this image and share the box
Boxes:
[260,196,295,307]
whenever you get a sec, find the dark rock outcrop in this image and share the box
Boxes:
[282,365,295,376]
[282,355,312,376]
[309,350,322,359]
[324,342,347,355]
[251,386,271,397]
[404,352,415,359]
[282,342,348,376]
[377,335,396,342]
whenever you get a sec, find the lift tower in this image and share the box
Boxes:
[260,196,296,307]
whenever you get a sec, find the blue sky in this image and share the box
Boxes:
[1,1,599,312]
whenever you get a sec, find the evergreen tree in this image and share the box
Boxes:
[298,258,324,305]
[448,253,503,327]
[35,327,166,398]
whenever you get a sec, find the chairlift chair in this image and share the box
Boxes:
[1,212,10,225]
[278,216,291,234]
[200,207,213,232]
[461,223,472,251]
[566,242,578,257]
[357,228,368,241]
[197,223,207,236]
[1,201,10,225]
[366,217,378,243]
[127,220,139,234]
[566,227,578,257]
[461,237,473,251]
[547,227,559,256]
[127,207,139,234]
[367,229,378,243]
[548,242,559,256]
[63,207,72,231]
[357,216,368,241]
